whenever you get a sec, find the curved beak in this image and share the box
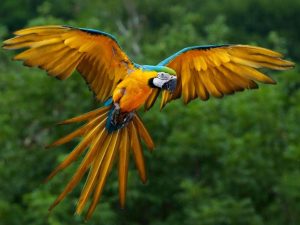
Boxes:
[162,76,177,92]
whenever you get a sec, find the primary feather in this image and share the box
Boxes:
[152,44,294,109]
[3,25,134,102]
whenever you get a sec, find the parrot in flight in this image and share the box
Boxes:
[3,25,294,219]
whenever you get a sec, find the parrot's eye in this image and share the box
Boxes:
[150,72,177,92]
[157,72,170,80]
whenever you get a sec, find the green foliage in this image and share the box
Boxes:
[0,0,299,225]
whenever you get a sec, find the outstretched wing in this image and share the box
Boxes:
[145,45,294,110]
[3,25,135,102]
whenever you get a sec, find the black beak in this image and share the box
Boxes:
[162,77,177,92]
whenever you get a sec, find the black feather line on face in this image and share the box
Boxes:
[148,78,159,88]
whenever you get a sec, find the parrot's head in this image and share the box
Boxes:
[149,72,177,92]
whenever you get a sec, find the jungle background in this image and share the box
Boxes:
[0,0,300,224]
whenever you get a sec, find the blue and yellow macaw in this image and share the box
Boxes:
[3,25,294,219]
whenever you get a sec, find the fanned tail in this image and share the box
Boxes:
[46,105,154,220]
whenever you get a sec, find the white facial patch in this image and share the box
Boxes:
[153,77,169,88]
[152,72,176,89]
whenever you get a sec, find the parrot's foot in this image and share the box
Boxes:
[111,103,134,129]
[122,112,134,125]
[112,103,121,125]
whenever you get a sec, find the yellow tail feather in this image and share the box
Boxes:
[46,106,154,219]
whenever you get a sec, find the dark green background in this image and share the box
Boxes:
[0,0,299,224]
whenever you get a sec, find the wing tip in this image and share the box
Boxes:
[13,25,64,35]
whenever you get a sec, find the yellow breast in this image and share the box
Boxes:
[112,69,157,112]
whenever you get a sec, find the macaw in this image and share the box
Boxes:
[3,25,294,219]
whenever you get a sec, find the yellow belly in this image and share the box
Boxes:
[119,85,152,112]
[112,69,156,112]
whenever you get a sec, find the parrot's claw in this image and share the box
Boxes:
[112,103,121,126]
[110,103,134,129]
[123,112,134,125]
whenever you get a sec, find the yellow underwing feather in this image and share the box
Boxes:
[224,63,276,84]
[78,41,96,52]
[3,35,62,49]
[198,70,210,100]
[209,67,234,95]
[5,36,63,49]
[190,74,197,100]
[195,71,210,100]
[47,50,78,76]
[199,55,207,70]
[57,54,84,80]
[193,57,202,71]
[13,44,63,61]
[218,65,250,90]
[208,51,222,67]
[14,26,67,35]
[181,61,192,104]
[21,45,66,66]
[201,69,223,98]
[157,44,293,109]
[229,55,263,68]
[4,25,134,103]
[40,48,72,72]
[233,45,283,57]
[229,48,293,68]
